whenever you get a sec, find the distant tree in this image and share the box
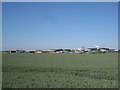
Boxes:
[119,50,120,53]
[55,49,63,52]
[64,49,71,52]
[89,48,97,51]
[42,51,49,53]
[101,48,110,50]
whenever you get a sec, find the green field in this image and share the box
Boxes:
[2,53,118,88]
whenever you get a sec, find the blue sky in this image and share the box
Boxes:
[2,2,118,50]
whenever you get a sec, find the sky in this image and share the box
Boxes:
[2,2,118,50]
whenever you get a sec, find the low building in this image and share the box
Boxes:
[17,50,26,53]
[2,51,10,53]
[36,50,42,53]
[24,50,30,53]
[62,51,69,53]
[100,49,108,53]
[55,51,63,53]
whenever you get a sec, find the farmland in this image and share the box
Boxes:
[2,53,118,88]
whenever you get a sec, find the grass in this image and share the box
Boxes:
[2,53,118,88]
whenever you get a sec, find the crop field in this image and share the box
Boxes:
[2,53,118,88]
